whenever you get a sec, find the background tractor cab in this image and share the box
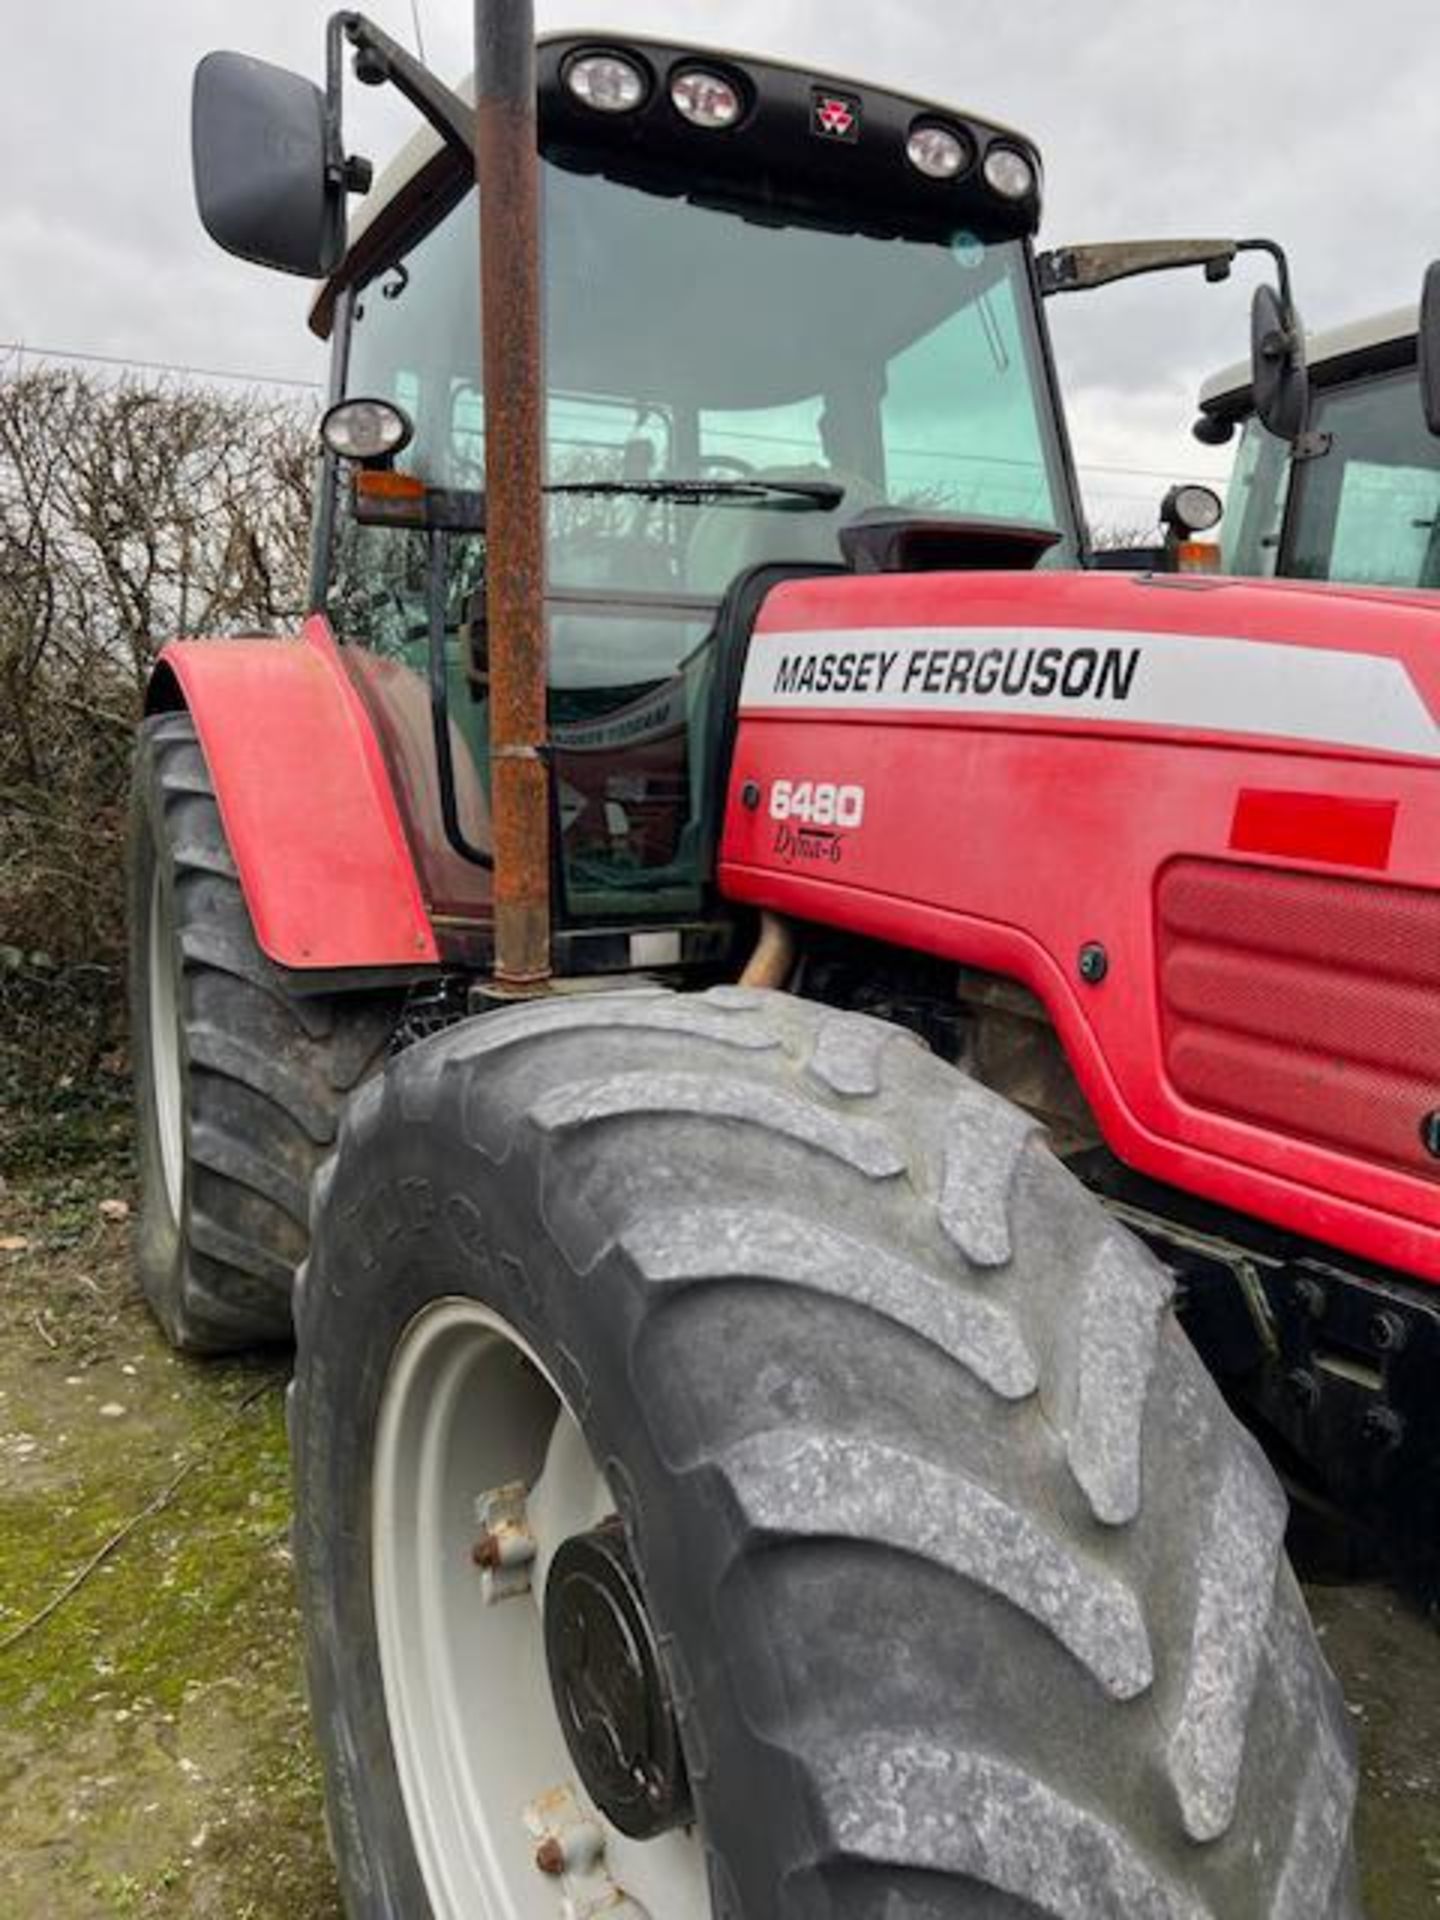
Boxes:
[1196,260,1440,587]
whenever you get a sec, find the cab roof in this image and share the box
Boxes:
[309,30,1039,338]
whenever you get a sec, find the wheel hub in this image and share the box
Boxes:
[543,1520,692,1839]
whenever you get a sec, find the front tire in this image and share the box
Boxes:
[129,710,398,1350]
[291,986,1361,1918]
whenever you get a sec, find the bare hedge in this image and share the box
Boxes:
[0,368,315,1114]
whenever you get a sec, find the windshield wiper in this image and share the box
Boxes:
[544,477,845,508]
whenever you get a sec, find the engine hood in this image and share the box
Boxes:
[737,566,1440,766]
[721,561,1440,1280]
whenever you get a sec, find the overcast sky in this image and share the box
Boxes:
[3,0,1435,533]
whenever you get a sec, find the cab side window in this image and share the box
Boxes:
[1287,373,1440,588]
[327,189,485,656]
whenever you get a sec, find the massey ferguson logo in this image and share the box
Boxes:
[812,89,860,141]
[769,642,1142,703]
[739,625,1440,762]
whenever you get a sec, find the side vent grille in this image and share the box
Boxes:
[1156,860,1440,1178]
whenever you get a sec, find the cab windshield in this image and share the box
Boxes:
[1221,366,1440,588]
[332,159,1073,921]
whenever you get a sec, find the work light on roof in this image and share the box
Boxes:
[670,68,743,129]
[906,123,971,180]
[566,51,648,113]
[983,145,1036,201]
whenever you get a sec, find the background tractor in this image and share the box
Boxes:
[1196,265,1440,587]
[124,4,1428,1913]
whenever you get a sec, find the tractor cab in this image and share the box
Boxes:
[191,21,1306,982]
[291,34,1081,953]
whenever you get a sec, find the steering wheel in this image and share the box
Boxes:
[696,453,756,479]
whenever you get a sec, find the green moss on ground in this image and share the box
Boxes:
[0,1376,292,1729]
[0,1125,340,1918]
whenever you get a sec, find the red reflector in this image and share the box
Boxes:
[1230,789,1396,872]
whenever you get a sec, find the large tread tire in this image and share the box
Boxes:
[291,985,1362,1918]
[128,710,399,1351]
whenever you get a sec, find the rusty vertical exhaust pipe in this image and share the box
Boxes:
[475,0,551,987]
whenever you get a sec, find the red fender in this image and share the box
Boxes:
[150,617,439,971]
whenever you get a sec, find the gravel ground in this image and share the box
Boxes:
[1,1094,1435,1917]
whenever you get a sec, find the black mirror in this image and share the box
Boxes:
[1420,261,1440,437]
[1251,283,1307,443]
[192,51,345,278]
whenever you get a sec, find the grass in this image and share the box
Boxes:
[0,1085,339,1918]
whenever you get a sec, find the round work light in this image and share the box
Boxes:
[670,68,744,129]
[906,123,970,180]
[320,396,414,466]
[983,145,1037,201]
[1162,482,1224,535]
[565,51,648,114]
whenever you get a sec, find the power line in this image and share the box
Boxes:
[0,340,322,393]
[1078,458,1227,483]
[0,339,1227,484]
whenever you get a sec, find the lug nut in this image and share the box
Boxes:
[471,1523,536,1570]
[535,1836,565,1876]
[532,1819,605,1877]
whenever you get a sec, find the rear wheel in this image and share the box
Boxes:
[129,710,399,1350]
[291,985,1361,1918]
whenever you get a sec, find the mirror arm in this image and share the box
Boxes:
[1038,234,1297,319]
[1037,239,1238,296]
[335,11,476,161]
[1235,237,1293,317]
[324,14,347,186]
[1235,236,1298,338]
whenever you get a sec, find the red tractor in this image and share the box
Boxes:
[128,7,1423,1913]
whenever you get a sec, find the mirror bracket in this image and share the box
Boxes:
[1291,429,1333,463]
[334,11,476,161]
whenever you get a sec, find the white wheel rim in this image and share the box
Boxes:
[148,868,185,1221]
[372,1297,710,1919]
